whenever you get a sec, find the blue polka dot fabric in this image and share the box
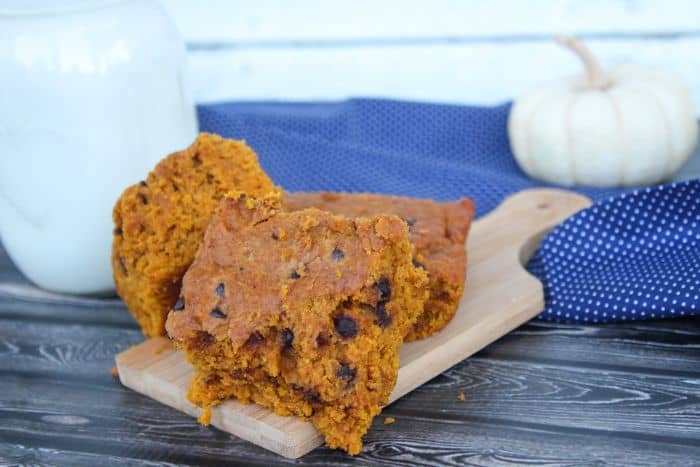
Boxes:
[527,181,699,323]
[198,99,626,213]
[198,98,699,323]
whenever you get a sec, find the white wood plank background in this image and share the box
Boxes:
[160,0,700,112]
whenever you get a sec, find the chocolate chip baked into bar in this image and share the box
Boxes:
[165,191,428,454]
[112,133,278,337]
[284,192,475,340]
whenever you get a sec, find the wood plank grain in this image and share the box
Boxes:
[395,358,700,442]
[0,319,142,378]
[1,283,697,465]
[0,282,122,308]
[0,297,136,329]
[1,361,698,466]
[0,242,134,328]
[0,273,136,328]
[185,37,700,114]
[0,443,174,467]
[0,246,135,328]
[484,320,700,375]
[160,0,700,43]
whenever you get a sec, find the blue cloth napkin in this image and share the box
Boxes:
[528,181,699,323]
[198,98,698,323]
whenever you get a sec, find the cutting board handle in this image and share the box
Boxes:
[116,188,593,459]
[470,188,592,266]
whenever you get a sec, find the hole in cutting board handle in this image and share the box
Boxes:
[498,189,591,267]
[518,227,550,267]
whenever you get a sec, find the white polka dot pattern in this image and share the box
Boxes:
[528,180,700,323]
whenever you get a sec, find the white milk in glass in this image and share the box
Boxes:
[0,0,198,294]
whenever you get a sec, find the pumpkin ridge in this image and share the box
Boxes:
[565,93,580,185]
[508,36,697,187]
[524,96,551,176]
[607,91,626,187]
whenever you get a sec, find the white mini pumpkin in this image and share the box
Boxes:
[508,35,698,187]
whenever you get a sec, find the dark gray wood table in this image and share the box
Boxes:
[0,239,698,467]
[2,142,700,467]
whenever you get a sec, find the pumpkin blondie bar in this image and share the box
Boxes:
[112,133,277,337]
[165,192,428,454]
[283,192,475,341]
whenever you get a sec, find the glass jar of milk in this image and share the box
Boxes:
[0,0,198,294]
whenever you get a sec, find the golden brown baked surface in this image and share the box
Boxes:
[112,133,277,337]
[165,192,428,454]
[283,192,475,340]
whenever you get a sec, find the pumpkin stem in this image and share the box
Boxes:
[555,35,611,90]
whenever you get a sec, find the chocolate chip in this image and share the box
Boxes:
[173,297,185,311]
[334,316,357,339]
[271,231,279,240]
[245,331,265,347]
[404,217,417,233]
[412,259,425,269]
[191,331,214,349]
[281,328,294,349]
[113,226,123,236]
[374,277,391,301]
[331,248,345,261]
[215,283,225,297]
[118,256,128,276]
[336,363,356,381]
[303,389,323,405]
[205,374,221,385]
[316,333,330,347]
[138,194,148,205]
[139,180,147,187]
[374,301,391,328]
[210,307,226,319]
[290,269,301,279]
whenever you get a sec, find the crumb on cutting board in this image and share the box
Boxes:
[457,392,465,401]
[383,417,395,425]
[198,407,212,426]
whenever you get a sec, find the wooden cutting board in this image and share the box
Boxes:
[115,188,591,459]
